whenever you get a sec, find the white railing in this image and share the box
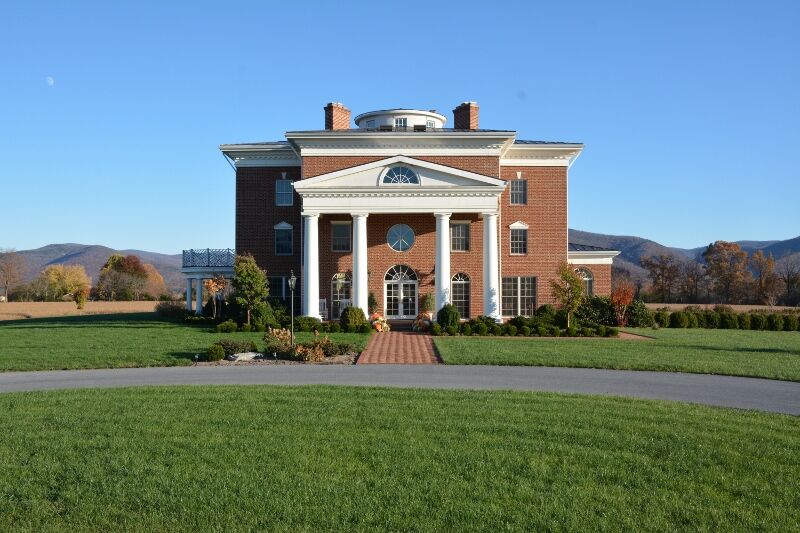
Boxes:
[182,248,235,268]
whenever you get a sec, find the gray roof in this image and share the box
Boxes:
[514,139,581,145]
[568,242,616,252]
[285,128,515,134]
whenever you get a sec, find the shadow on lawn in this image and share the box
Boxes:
[679,344,800,357]
[0,313,216,331]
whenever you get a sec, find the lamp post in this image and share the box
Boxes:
[288,270,297,349]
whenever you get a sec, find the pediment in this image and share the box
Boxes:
[293,156,505,191]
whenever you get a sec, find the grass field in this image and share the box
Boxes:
[0,386,796,531]
[0,301,159,320]
[435,328,800,381]
[0,313,370,372]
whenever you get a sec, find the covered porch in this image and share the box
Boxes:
[181,248,235,314]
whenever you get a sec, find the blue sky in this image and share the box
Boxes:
[1,1,798,254]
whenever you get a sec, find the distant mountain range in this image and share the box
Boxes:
[14,244,183,291]
[568,230,800,281]
[10,232,800,291]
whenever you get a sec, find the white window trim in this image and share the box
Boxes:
[331,221,352,252]
[394,117,407,129]
[501,276,537,317]
[510,179,528,206]
[510,227,528,255]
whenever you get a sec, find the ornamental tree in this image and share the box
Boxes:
[550,262,585,328]
[611,281,635,327]
[232,255,268,325]
[204,274,228,319]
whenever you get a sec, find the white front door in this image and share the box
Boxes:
[384,281,418,319]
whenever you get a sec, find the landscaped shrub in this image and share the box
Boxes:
[251,301,279,331]
[436,304,461,329]
[687,313,699,328]
[215,319,238,333]
[340,306,367,331]
[580,327,594,337]
[206,343,225,361]
[505,324,518,337]
[239,324,252,332]
[296,316,322,332]
[461,323,472,336]
[535,304,557,324]
[328,322,341,333]
[750,314,767,330]
[713,304,735,314]
[155,301,187,321]
[323,341,358,358]
[607,327,619,337]
[738,313,751,330]
[216,339,258,356]
[358,323,372,334]
[784,314,799,331]
[694,312,707,328]
[474,322,488,336]
[536,326,548,337]
[431,324,442,336]
[596,325,607,337]
[720,313,739,330]
[669,311,689,328]
[491,324,502,336]
[704,312,721,329]
[565,326,578,337]
[445,325,457,336]
[626,300,654,327]
[654,310,671,328]
[767,314,784,331]
[575,296,615,326]
[549,326,561,337]
[264,328,292,356]
[520,325,531,336]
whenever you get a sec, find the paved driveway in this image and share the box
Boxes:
[1,365,798,415]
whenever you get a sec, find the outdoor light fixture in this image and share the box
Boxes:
[288,270,297,349]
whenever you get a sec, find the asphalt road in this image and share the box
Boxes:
[1,365,798,415]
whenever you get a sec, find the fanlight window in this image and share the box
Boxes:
[383,166,419,184]
[575,267,594,296]
[385,265,418,281]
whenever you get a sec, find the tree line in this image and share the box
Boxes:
[0,249,170,303]
[635,241,800,305]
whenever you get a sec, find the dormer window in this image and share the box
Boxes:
[383,166,419,184]
[394,118,407,129]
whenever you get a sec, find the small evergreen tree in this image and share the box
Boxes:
[232,255,268,325]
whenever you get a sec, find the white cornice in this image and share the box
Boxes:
[219,145,301,167]
[567,250,620,265]
[502,144,584,167]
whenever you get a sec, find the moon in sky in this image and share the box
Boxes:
[45,76,55,86]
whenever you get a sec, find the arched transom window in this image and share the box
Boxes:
[575,268,594,296]
[385,265,418,281]
[383,166,419,184]
[451,272,471,318]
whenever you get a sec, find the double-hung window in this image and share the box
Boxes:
[501,276,537,316]
[510,227,528,255]
[331,222,351,252]
[450,222,470,252]
[274,222,293,255]
[510,180,528,205]
[394,118,407,129]
[275,179,293,206]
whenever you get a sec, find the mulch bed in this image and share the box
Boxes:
[197,353,357,366]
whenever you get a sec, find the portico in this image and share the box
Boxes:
[293,156,506,321]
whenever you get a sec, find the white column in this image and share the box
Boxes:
[195,276,203,315]
[482,212,501,321]
[434,212,452,312]
[186,278,193,311]
[302,213,321,319]
[352,213,369,317]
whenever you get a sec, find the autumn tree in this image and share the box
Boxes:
[751,250,781,305]
[0,249,25,302]
[640,254,680,303]
[204,274,228,319]
[611,280,635,326]
[142,264,167,299]
[31,264,91,301]
[702,241,752,304]
[232,255,268,325]
[679,260,707,303]
[550,263,584,328]
[778,258,800,306]
[96,254,148,300]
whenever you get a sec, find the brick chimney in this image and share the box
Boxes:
[324,102,351,130]
[453,101,479,130]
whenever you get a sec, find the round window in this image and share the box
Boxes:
[387,224,415,252]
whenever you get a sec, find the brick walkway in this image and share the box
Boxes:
[357,331,441,364]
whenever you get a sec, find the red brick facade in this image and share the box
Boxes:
[303,156,500,179]
[571,263,612,297]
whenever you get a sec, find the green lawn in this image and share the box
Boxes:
[435,328,800,381]
[0,386,796,531]
[0,313,370,372]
